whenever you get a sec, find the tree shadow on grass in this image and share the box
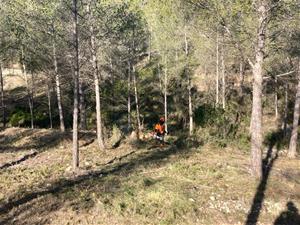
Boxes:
[0,143,192,225]
[245,130,283,225]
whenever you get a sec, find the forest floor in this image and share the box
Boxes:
[0,127,299,225]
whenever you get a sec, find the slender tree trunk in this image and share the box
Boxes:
[164,57,168,132]
[288,61,300,158]
[0,62,5,128]
[30,72,34,129]
[53,39,65,132]
[110,58,115,120]
[221,40,226,109]
[72,0,80,170]
[283,84,288,137]
[47,83,53,129]
[188,76,193,135]
[22,57,34,129]
[79,80,87,130]
[250,2,268,178]
[132,65,141,139]
[127,61,132,131]
[275,75,278,119]
[88,1,105,149]
[185,26,193,135]
[216,32,219,105]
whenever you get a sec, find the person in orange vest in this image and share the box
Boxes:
[153,117,167,142]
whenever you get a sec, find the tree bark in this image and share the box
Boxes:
[88,0,105,149]
[72,0,80,170]
[21,54,34,129]
[275,75,278,119]
[132,65,141,139]
[53,38,65,132]
[185,26,193,135]
[30,72,34,129]
[221,39,226,109]
[127,61,132,131]
[0,62,5,128]
[164,57,168,132]
[47,82,53,129]
[250,2,269,178]
[216,32,220,105]
[288,61,300,158]
[283,84,288,137]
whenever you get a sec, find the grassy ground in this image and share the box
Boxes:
[0,128,299,225]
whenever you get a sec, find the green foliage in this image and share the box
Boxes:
[9,110,30,127]
[194,104,225,128]
[194,103,250,149]
[9,109,49,128]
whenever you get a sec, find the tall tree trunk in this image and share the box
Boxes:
[185,26,193,135]
[30,72,34,129]
[0,62,5,128]
[275,75,278,119]
[221,39,226,109]
[53,39,65,132]
[127,61,132,131]
[250,2,268,178]
[110,58,115,120]
[188,75,193,135]
[132,65,141,139]
[164,57,168,132]
[21,55,34,129]
[288,61,300,158]
[47,82,53,129]
[88,1,105,149]
[72,0,80,170]
[79,81,87,130]
[283,84,288,137]
[216,32,220,105]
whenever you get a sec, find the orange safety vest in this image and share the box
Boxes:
[155,123,165,134]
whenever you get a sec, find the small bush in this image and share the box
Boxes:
[194,103,250,149]
[9,111,31,127]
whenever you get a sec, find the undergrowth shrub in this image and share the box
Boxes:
[9,110,49,128]
[9,110,31,127]
[194,103,250,149]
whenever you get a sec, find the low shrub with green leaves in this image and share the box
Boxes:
[194,103,250,149]
[9,110,31,127]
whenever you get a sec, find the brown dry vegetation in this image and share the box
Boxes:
[0,128,299,225]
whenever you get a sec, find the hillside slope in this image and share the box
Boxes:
[0,128,299,225]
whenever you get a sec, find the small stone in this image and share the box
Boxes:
[65,166,72,172]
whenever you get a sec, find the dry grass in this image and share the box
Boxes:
[0,128,299,225]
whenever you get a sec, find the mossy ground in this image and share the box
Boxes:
[0,128,299,225]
